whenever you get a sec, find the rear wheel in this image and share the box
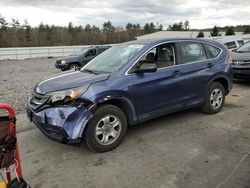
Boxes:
[201,82,225,114]
[85,105,127,152]
[69,63,80,71]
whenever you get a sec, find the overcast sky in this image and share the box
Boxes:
[0,0,249,29]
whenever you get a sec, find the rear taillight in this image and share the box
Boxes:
[227,50,233,64]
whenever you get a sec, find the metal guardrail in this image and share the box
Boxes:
[0,45,91,60]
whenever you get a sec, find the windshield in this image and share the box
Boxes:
[237,42,250,52]
[81,44,144,73]
[75,48,88,56]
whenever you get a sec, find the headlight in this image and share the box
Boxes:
[47,86,88,103]
[61,60,67,64]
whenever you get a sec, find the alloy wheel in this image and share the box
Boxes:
[95,115,122,145]
[210,88,223,109]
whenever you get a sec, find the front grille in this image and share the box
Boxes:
[56,60,61,65]
[233,61,250,66]
[242,61,250,66]
[29,92,50,110]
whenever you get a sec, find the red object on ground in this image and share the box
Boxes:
[0,103,22,182]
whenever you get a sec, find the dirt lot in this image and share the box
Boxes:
[0,58,250,188]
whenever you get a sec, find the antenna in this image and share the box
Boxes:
[190,31,194,38]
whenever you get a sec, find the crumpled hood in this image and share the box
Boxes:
[36,71,110,94]
[232,51,250,61]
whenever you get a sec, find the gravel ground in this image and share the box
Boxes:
[0,58,61,114]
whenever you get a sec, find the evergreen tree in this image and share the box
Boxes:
[168,21,184,31]
[144,23,150,34]
[23,19,32,45]
[225,26,235,35]
[243,26,250,34]
[149,22,155,33]
[197,31,204,38]
[102,21,115,43]
[67,22,74,32]
[126,23,133,30]
[158,24,163,31]
[0,15,8,45]
[210,26,221,36]
[103,21,115,33]
[85,24,92,32]
[0,15,8,30]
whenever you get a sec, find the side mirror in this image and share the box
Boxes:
[136,63,157,73]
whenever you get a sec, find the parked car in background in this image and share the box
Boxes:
[232,41,250,79]
[27,38,233,152]
[213,38,246,50]
[55,46,111,71]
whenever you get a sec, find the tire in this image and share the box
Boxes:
[85,105,127,152]
[201,82,225,114]
[60,68,67,71]
[69,63,80,71]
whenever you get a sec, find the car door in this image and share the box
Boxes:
[129,43,187,120]
[175,41,221,103]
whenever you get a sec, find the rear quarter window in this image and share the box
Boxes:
[203,43,221,58]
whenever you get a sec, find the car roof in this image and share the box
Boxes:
[123,38,221,47]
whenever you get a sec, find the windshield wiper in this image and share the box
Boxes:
[82,69,99,75]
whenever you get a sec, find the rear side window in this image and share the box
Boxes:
[224,41,237,49]
[203,44,221,58]
[177,42,206,64]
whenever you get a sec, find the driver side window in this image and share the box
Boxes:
[138,43,175,68]
[139,47,157,64]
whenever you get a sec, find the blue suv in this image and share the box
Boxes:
[27,38,233,152]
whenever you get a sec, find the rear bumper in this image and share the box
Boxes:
[27,102,92,144]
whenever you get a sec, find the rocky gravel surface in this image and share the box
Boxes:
[0,58,61,114]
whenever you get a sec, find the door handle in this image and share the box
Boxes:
[172,70,182,76]
[207,63,214,68]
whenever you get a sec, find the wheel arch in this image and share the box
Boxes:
[209,75,231,95]
[91,97,138,126]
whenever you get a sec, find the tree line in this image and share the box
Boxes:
[0,15,163,47]
[166,21,250,38]
[197,25,250,38]
[1,14,250,47]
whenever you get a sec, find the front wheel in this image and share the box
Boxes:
[85,105,127,152]
[201,82,225,114]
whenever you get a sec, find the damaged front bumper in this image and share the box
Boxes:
[27,101,93,144]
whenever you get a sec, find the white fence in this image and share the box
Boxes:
[0,45,92,60]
